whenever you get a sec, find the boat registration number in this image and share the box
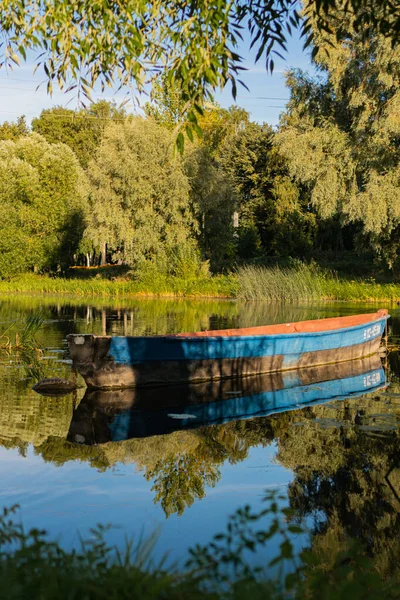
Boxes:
[363,324,381,340]
[363,372,381,387]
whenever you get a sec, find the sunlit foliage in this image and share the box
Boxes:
[85,118,197,271]
[32,101,127,168]
[0,1,399,149]
[0,116,29,141]
[278,2,400,266]
[0,135,88,278]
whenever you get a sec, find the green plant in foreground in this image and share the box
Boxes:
[0,313,43,352]
[0,506,204,600]
[0,492,399,600]
[188,491,400,599]
[0,313,44,381]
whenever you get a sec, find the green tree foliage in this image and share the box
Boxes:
[144,73,186,130]
[143,79,236,271]
[185,145,237,271]
[218,119,316,259]
[0,116,29,141]
[278,4,400,266]
[185,104,315,267]
[85,118,196,270]
[188,106,314,262]
[0,135,88,278]
[0,1,399,149]
[32,101,127,168]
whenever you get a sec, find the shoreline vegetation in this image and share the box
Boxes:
[1,264,400,303]
[1,494,398,600]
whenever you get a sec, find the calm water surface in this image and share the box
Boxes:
[1,295,400,569]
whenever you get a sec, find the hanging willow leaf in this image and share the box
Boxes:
[0,1,398,150]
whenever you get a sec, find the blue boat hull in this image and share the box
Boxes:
[67,313,388,388]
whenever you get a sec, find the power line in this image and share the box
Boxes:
[0,83,132,98]
[0,81,290,100]
[254,96,288,100]
[0,75,42,83]
[0,110,138,118]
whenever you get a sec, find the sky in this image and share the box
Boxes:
[0,32,314,129]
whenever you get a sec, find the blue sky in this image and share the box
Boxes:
[0,32,314,128]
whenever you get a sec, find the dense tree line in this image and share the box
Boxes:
[1,1,400,278]
[0,98,318,278]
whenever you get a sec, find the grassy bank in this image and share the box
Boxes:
[0,272,238,299]
[1,265,400,302]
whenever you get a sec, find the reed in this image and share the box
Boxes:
[0,313,45,381]
[237,264,400,302]
[237,263,326,302]
[322,275,400,302]
[0,313,44,353]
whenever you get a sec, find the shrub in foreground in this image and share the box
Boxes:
[0,492,399,600]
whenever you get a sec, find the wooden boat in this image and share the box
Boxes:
[67,355,385,443]
[67,309,388,389]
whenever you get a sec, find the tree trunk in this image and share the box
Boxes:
[86,253,91,267]
[101,242,107,265]
[102,310,107,336]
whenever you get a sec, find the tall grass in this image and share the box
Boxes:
[237,263,326,302]
[237,264,400,302]
[0,313,43,352]
[0,313,45,381]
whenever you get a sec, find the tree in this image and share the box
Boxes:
[185,104,314,267]
[277,6,400,267]
[144,73,186,130]
[0,1,399,148]
[0,116,29,141]
[0,134,88,278]
[143,83,241,270]
[200,111,315,260]
[32,101,127,169]
[185,146,237,271]
[85,118,196,269]
[147,453,220,517]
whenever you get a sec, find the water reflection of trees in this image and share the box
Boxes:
[0,294,357,341]
[2,308,400,572]
[278,393,400,579]
[3,375,399,530]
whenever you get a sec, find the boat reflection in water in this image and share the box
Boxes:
[68,356,385,445]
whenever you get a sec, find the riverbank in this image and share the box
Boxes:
[1,265,400,302]
[0,272,238,299]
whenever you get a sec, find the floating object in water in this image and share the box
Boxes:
[167,413,197,420]
[32,378,78,397]
[67,310,389,389]
[66,355,386,444]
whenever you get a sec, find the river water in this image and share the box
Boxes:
[0,295,399,571]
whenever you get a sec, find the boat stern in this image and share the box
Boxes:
[67,334,111,364]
